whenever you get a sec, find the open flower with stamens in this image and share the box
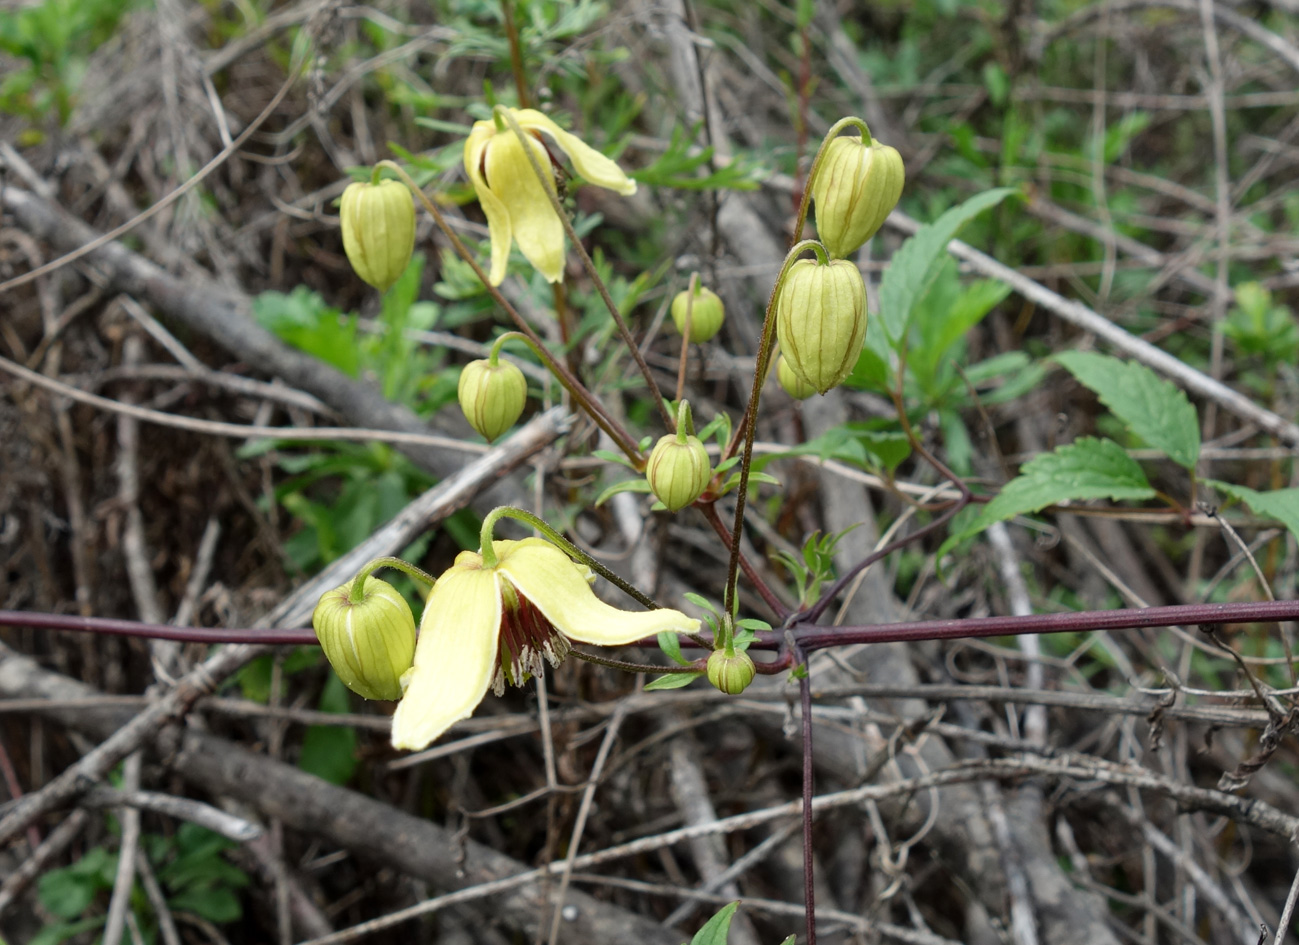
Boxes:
[464,107,637,285]
[392,538,698,750]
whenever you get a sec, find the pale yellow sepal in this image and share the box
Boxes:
[391,538,698,751]
[499,539,696,645]
[463,107,637,286]
[392,566,501,751]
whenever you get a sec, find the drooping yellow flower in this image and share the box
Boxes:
[464,108,637,286]
[392,538,697,750]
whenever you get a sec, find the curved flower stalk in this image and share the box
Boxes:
[392,538,698,751]
[464,107,637,285]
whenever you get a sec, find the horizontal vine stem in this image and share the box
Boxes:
[794,599,1299,651]
[7,599,1298,660]
[0,611,316,646]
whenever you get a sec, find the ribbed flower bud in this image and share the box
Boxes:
[339,179,416,291]
[646,431,712,512]
[775,256,866,395]
[776,355,817,400]
[312,577,416,701]
[458,359,528,442]
[670,286,726,343]
[707,649,756,695]
[812,131,904,259]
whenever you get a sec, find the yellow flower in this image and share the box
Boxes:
[464,108,637,286]
[392,538,697,750]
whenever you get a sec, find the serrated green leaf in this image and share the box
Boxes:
[1055,351,1200,469]
[686,902,740,945]
[645,672,703,691]
[942,438,1155,553]
[1206,480,1299,543]
[594,477,653,506]
[878,187,1018,347]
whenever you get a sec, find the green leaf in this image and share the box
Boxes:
[298,675,358,786]
[592,449,639,471]
[910,264,1012,397]
[1055,351,1200,469]
[943,438,1155,552]
[645,672,703,691]
[30,916,105,945]
[1206,481,1299,543]
[718,471,781,494]
[685,902,740,945]
[38,868,100,921]
[594,477,653,506]
[168,886,243,924]
[657,631,691,667]
[878,187,1018,347]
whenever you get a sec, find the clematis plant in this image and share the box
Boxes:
[377,509,698,751]
[464,106,637,285]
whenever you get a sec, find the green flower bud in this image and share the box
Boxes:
[312,577,416,701]
[811,131,904,259]
[707,648,756,695]
[458,359,528,442]
[670,286,726,343]
[340,179,416,292]
[776,354,817,400]
[775,256,866,395]
[646,431,712,512]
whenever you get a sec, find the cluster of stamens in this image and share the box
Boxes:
[493,585,571,695]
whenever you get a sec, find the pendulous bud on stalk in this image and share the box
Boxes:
[775,254,866,395]
[339,178,416,292]
[458,358,528,442]
[811,129,904,260]
[707,648,756,695]
[312,577,416,701]
[670,285,726,343]
[777,354,817,400]
[646,403,712,512]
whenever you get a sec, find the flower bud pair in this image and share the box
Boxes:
[812,130,904,260]
[775,255,866,395]
[339,179,416,292]
[312,577,416,701]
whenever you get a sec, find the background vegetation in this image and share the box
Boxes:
[2,0,1299,943]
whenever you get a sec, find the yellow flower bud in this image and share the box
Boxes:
[775,256,866,395]
[812,131,904,259]
[707,649,756,695]
[646,431,712,512]
[312,577,416,701]
[458,359,528,442]
[339,179,416,292]
[670,286,726,343]
[776,354,817,400]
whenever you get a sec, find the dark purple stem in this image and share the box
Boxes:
[799,654,816,945]
[8,600,1297,656]
[0,611,316,646]
[794,599,1299,651]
